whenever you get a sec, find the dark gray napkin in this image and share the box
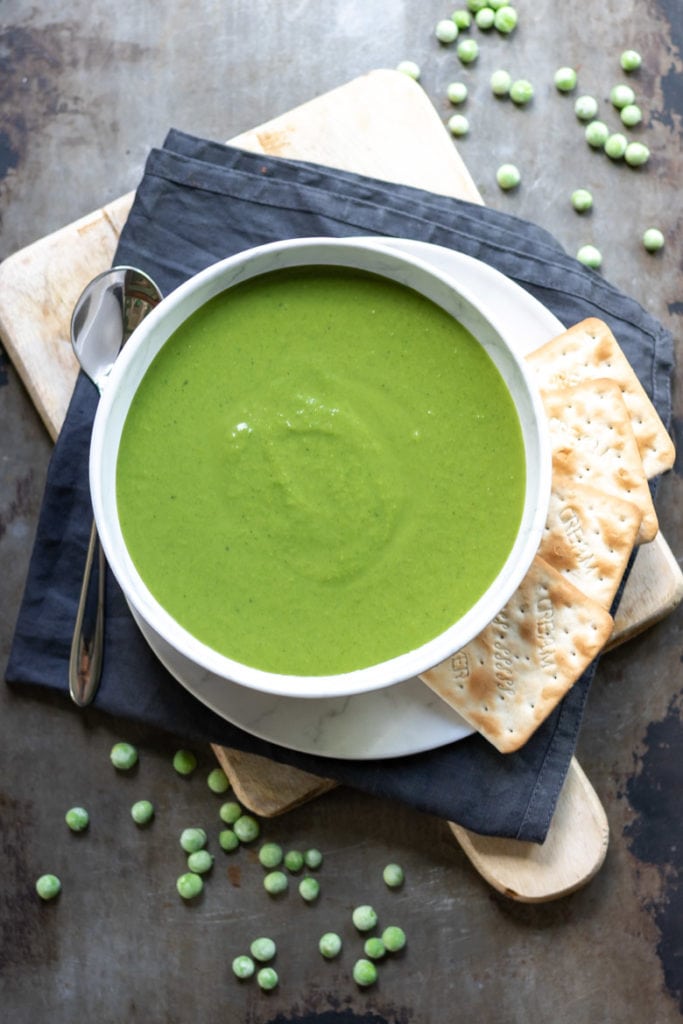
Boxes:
[6,129,674,842]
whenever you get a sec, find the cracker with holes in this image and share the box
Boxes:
[539,472,643,610]
[526,317,675,479]
[542,378,658,544]
[420,555,614,754]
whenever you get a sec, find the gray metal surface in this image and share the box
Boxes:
[1,2,681,1021]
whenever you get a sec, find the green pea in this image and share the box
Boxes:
[466,0,488,11]
[187,849,214,874]
[207,767,229,794]
[554,67,577,92]
[352,958,378,987]
[584,120,609,148]
[319,932,342,959]
[284,849,305,873]
[36,874,61,900]
[509,79,534,105]
[610,83,635,109]
[457,38,479,64]
[304,848,323,869]
[232,954,255,979]
[574,95,598,121]
[256,967,278,991]
[176,872,203,899]
[571,189,593,213]
[447,113,469,137]
[493,5,518,33]
[576,244,602,269]
[258,842,284,868]
[451,9,472,29]
[364,936,386,960]
[436,18,459,43]
[65,806,89,832]
[642,227,665,252]
[396,60,420,81]
[110,741,138,771]
[446,81,468,104]
[620,49,642,72]
[219,800,242,825]
[490,69,512,97]
[233,814,260,843]
[496,163,521,190]
[218,828,239,852]
[130,799,154,825]
[298,876,320,902]
[382,925,407,952]
[172,749,197,776]
[179,827,207,853]
[352,904,378,932]
[382,862,405,888]
[620,103,642,127]
[604,132,628,159]
[475,7,495,29]
[625,142,650,166]
[488,0,509,8]
[263,870,288,895]
[250,936,276,962]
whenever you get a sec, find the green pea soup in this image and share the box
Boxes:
[116,265,526,676]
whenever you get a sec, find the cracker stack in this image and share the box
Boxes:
[421,318,675,754]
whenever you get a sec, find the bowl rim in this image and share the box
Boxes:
[90,235,551,698]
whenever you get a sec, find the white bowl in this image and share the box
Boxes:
[90,237,551,700]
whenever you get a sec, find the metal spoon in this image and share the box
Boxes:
[69,265,162,707]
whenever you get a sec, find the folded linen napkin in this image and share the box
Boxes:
[6,129,674,842]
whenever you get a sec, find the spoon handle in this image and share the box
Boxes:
[69,518,105,706]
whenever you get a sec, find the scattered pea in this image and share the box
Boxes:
[130,799,154,825]
[263,870,288,895]
[585,120,609,148]
[382,925,407,952]
[179,827,207,853]
[496,163,521,190]
[232,954,255,979]
[451,9,472,29]
[65,806,89,832]
[604,132,628,159]
[574,95,599,121]
[620,103,643,127]
[625,141,650,166]
[319,932,343,959]
[554,66,577,92]
[256,967,279,991]
[258,842,284,868]
[218,828,239,852]
[620,49,642,72]
[284,849,305,873]
[493,5,518,33]
[509,79,534,105]
[352,905,378,932]
[447,81,468,104]
[176,871,203,899]
[298,876,320,902]
[110,741,138,771]
[475,7,495,29]
[187,849,214,874]
[436,18,459,43]
[364,936,387,960]
[304,848,323,869]
[219,801,242,825]
[353,958,378,987]
[571,189,593,213]
[250,937,276,962]
[457,38,479,64]
[382,863,405,888]
[576,244,602,269]
[396,60,420,81]
[172,749,197,776]
[642,227,665,252]
[466,0,488,11]
[233,815,260,843]
[36,874,61,900]
[490,69,512,97]
[447,113,469,137]
[207,768,229,794]
[610,83,636,109]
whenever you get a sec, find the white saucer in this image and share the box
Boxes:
[141,239,564,760]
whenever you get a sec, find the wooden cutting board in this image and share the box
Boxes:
[1,68,680,900]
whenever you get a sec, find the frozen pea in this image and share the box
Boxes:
[509,79,534,105]
[554,66,577,92]
[620,49,642,72]
[187,849,214,874]
[130,799,154,825]
[574,95,598,121]
[353,959,377,987]
[457,38,479,64]
[610,83,635,109]
[233,815,260,843]
[475,7,495,29]
[494,5,518,33]
[176,872,203,899]
[643,227,665,252]
[257,967,278,991]
[447,113,469,137]
[250,936,276,962]
[496,163,521,190]
[284,849,305,873]
[65,806,89,832]
[625,141,650,166]
[352,905,378,932]
[298,876,320,902]
[571,189,593,213]
[604,132,628,159]
[396,60,420,81]
[180,827,207,853]
[258,842,284,868]
[447,81,468,104]
[207,767,229,794]
[451,9,472,29]
[576,244,602,269]
[232,954,255,979]
[364,936,387,960]
[304,848,323,869]
[436,18,458,43]
[218,828,239,852]
[110,741,138,771]
[36,874,61,900]
[263,870,288,895]
[584,120,609,148]
[490,69,512,96]
[382,925,407,952]
[172,749,197,776]
[383,863,405,888]
[319,932,342,959]
[620,103,642,127]
[219,801,242,825]
[488,0,509,7]
[466,0,488,11]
